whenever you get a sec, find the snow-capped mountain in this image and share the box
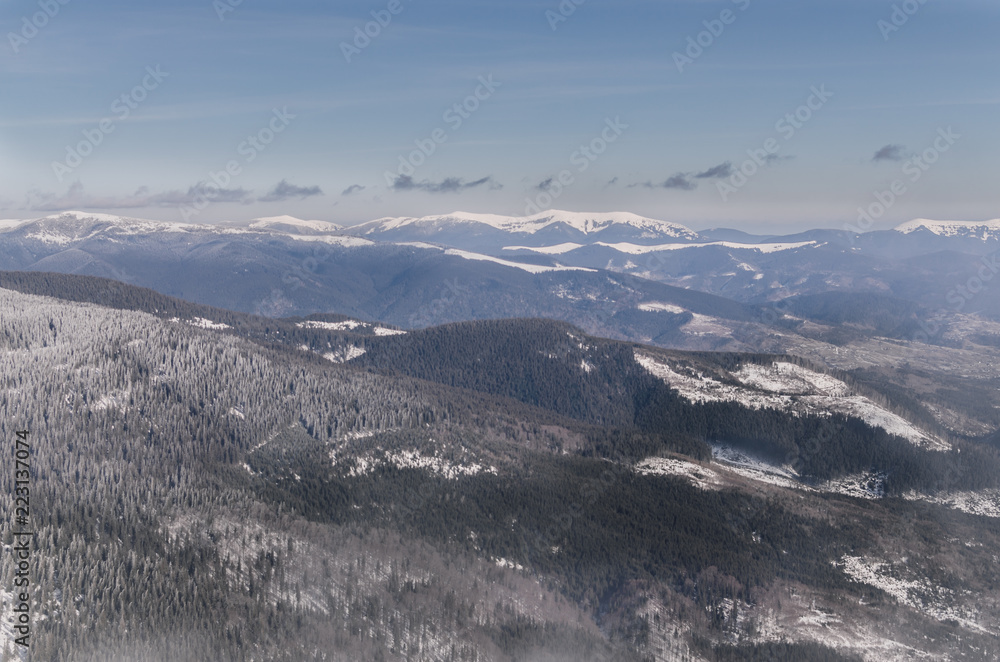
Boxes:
[248,215,343,235]
[4,211,208,245]
[894,218,1000,240]
[344,210,703,251]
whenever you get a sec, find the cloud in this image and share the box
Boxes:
[872,144,907,162]
[627,174,697,190]
[695,162,734,179]
[605,177,619,187]
[661,174,696,190]
[341,184,366,196]
[391,175,501,193]
[535,177,554,192]
[627,156,794,192]
[258,180,323,202]
[24,181,255,212]
[763,154,794,165]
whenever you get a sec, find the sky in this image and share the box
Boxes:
[1,0,998,232]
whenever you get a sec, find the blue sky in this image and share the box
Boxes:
[1,0,997,231]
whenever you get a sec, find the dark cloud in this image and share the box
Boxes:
[25,182,255,211]
[606,177,619,187]
[535,177,554,192]
[625,155,794,192]
[695,162,734,179]
[873,144,907,162]
[764,154,794,165]
[155,183,254,205]
[660,174,697,190]
[628,172,697,191]
[258,180,323,202]
[391,175,500,193]
[341,184,366,196]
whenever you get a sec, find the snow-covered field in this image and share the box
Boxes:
[635,353,948,450]
[297,319,405,337]
[637,302,686,314]
[594,240,817,254]
[635,456,723,490]
[443,248,597,273]
[168,317,231,331]
[710,444,802,490]
[338,448,497,480]
[297,320,364,331]
[903,489,1000,518]
[322,345,366,363]
[838,556,993,635]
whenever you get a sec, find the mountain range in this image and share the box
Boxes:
[2,206,1000,660]
[1,270,999,660]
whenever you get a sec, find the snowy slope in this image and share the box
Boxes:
[249,216,342,233]
[0,219,28,231]
[634,353,948,450]
[351,210,701,240]
[443,248,597,274]
[506,240,818,255]
[894,218,1000,240]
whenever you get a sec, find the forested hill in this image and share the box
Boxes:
[350,317,999,493]
[0,269,403,350]
[1,270,992,493]
[2,279,1000,660]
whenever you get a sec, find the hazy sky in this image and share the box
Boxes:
[1,0,997,231]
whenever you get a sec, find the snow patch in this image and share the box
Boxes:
[443,248,597,273]
[838,556,992,634]
[503,242,584,254]
[904,489,1000,518]
[373,326,406,337]
[322,346,366,363]
[635,352,947,450]
[638,302,686,314]
[635,456,723,490]
[297,320,364,331]
[343,450,497,480]
[593,240,817,254]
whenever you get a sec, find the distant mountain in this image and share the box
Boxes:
[344,210,703,252]
[0,212,776,352]
[248,215,344,235]
[894,218,1000,240]
[3,209,999,344]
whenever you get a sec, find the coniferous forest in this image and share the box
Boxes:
[1,275,999,661]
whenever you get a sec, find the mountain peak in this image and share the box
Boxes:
[352,210,700,242]
[44,210,137,224]
[249,216,342,233]
[894,218,1000,238]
